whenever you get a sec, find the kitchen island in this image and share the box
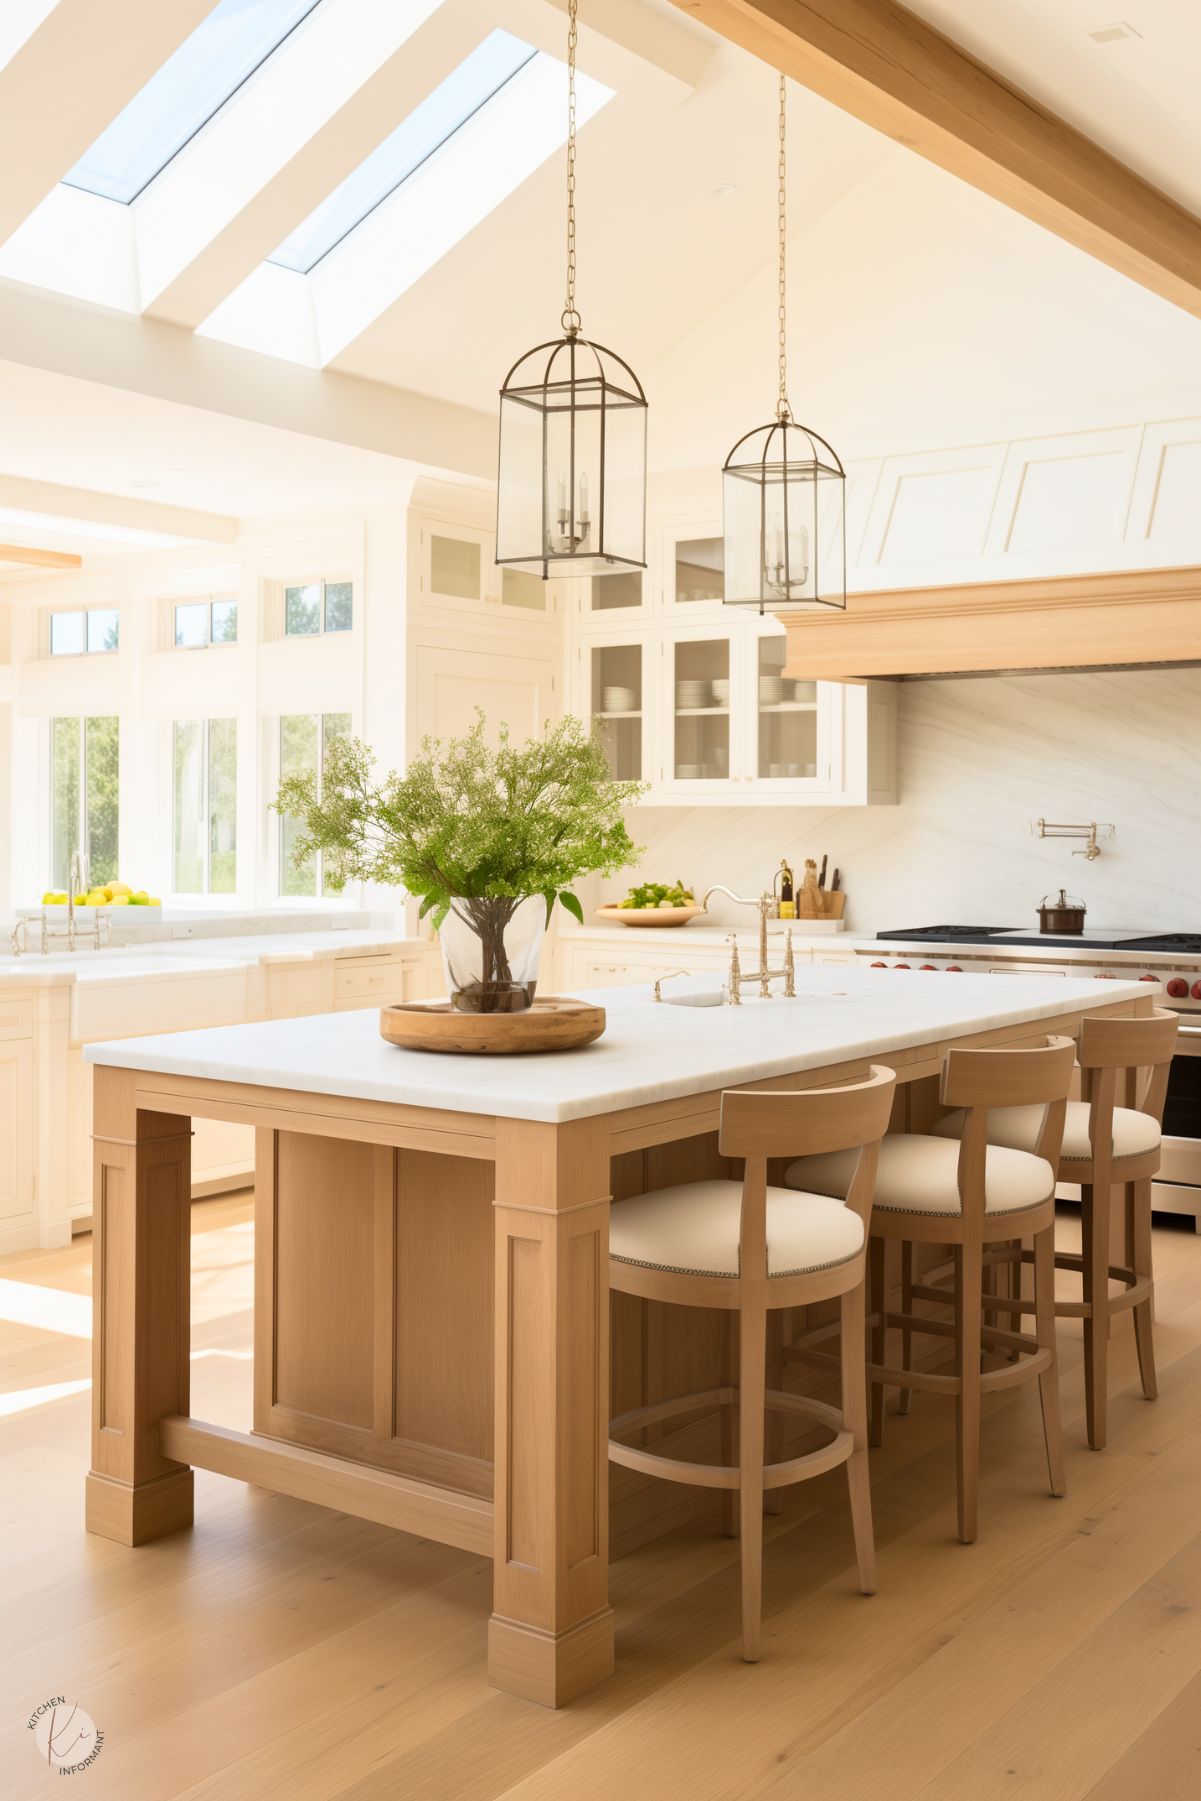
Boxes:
[83,968,1150,1706]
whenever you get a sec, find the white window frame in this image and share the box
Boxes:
[48,713,121,890]
[47,605,120,658]
[171,717,238,900]
[172,595,239,650]
[280,576,354,639]
[275,710,354,903]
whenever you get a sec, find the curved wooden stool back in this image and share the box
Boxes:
[1068,1007,1178,1449]
[608,1065,896,1663]
[867,1035,1076,1544]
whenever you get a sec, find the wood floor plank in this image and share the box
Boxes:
[1082,1667,1201,1801]
[914,1530,1201,1800]
[1,1202,1198,1801]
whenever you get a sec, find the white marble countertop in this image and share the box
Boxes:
[84,967,1148,1124]
[0,930,424,988]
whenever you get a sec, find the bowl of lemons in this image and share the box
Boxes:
[42,881,161,909]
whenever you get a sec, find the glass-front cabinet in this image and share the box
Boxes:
[670,635,730,783]
[661,521,726,611]
[585,568,645,615]
[567,494,897,806]
[654,620,836,798]
[581,634,649,782]
[755,634,820,783]
[417,517,557,619]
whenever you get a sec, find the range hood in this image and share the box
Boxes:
[778,565,1201,680]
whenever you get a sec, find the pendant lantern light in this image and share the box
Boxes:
[723,75,846,615]
[496,0,647,579]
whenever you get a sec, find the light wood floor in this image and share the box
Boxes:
[3,1195,1200,1801]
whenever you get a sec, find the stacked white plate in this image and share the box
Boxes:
[759,675,785,705]
[711,677,730,706]
[676,680,712,709]
[602,686,637,712]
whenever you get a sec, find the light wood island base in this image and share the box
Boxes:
[84,980,1153,1706]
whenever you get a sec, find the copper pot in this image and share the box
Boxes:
[1038,890,1086,935]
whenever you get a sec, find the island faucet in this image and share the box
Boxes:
[698,883,795,1002]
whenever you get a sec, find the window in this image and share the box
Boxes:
[175,598,238,647]
[173,720,237,895]
[284,579,352,636]
[279,712,350,897]
[269,31,536,273]
[50,716,119,892]
[63,0,323,204]
[50,608,119,656]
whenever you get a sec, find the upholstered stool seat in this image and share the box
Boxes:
[782,1034,1077,1545]
[610,1179,864,1279]
[931,1009,1179,1451]
[785,1135,1054,1218]
[931,1101,1160,1163]
[607,1067,898,1662]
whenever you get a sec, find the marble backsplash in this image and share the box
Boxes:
[600,668,1201,936]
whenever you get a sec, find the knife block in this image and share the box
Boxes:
[798,888,846,920]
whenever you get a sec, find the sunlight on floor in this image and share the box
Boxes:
[0,1277,91,1338]
[0,1376,92,1419]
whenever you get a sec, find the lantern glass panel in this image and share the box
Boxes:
[723,435,846,612]
[600,393,647,571]
[496,389,545,572]
[497,340,646,578]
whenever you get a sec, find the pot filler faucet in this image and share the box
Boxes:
[698,883,795,1004]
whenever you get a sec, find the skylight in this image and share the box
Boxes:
[62,0,324,205]
[268,29,536,274]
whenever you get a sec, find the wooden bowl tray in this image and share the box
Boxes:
[380,996,606,1055]
[595,905,701,928]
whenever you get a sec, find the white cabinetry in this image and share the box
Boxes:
[560,937,734,992]
[410,630,560,750]
[408,505,564,755]
[567,488,896,806]
[0,1034,35,1236]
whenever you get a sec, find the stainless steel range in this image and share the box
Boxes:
[859,925,1201,1229]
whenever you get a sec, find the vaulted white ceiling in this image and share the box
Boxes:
[0,0,1199,554]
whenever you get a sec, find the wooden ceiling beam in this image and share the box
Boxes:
[0,543,82,570]
[670,0,1201,318]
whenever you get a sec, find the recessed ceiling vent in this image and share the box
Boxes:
[1087,22,1142,44]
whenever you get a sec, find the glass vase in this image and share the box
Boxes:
[438,895,546,1014]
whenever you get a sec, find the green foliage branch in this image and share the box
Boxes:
[274,712,645,983]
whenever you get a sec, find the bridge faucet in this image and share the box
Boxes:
[698,884,795,1002]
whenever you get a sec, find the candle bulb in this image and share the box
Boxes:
[556,470,567,517]
[579,471,589,517]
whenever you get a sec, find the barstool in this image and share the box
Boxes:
[932,1008,1179,1449]
[785,1036,1076,1544]
[607,1066,896,1662]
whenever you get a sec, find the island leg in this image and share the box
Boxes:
[85,1067,194,1546]
[489,1115,614,1707]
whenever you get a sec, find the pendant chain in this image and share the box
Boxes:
[776,71,790,423]
[563,0,581,336]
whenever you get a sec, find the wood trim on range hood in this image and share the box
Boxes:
[777,565,1201,679]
